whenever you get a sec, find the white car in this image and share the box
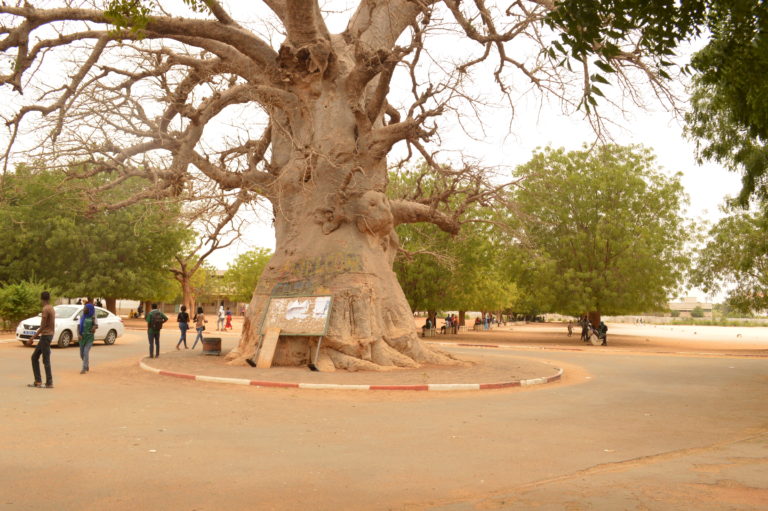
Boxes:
[16,304,125,348]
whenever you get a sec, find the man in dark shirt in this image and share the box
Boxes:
[145,303,168,358]
[28,291,55,388]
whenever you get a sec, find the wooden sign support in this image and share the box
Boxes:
[255,327,282,369]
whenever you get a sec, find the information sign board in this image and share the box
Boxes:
[260,295,332,336]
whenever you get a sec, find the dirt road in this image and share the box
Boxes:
[1,323,766,510]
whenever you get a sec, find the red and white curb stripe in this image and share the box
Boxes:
[139,360,562,391]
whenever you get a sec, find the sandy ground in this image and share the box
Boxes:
[417,320,768,356]
[1,321,766,510]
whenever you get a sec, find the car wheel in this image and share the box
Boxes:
[57,330,73,348]
[104,329,117,345]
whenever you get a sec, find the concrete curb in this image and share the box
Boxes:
[138,360,563,391]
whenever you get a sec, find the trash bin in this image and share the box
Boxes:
[201,337,222,356]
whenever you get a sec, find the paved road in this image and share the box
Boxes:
[1,331,766,510]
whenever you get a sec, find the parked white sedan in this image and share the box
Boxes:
[16,305,125,348]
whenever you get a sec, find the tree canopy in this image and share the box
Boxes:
[223,248,272,303]
[691,207,768,314]
[389,166,518,314]
[684,1,768,205]
[0,164,187,301]
[394,217,518,314]
[512,145,690,317]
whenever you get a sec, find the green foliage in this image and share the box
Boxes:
[0,280,50,330]
[0,164,189,301]
[545,0,768,172]
[104,0,152,34]
[686,0,768,205]
[390,167,519,313]
[513,145,691,316]
[190,263,220,303]
[545,0,707,112]
[670,309,681,318]
[223,248,272,302]
[690,207,768,314]
[690,305,705,318]
[685,2,768,204]
[105,0,211,34]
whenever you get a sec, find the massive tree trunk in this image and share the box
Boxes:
[225,36,459,370]
[227,222,456,370]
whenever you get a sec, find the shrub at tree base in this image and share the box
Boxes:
[0,281,49,330]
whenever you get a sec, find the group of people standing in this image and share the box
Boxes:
[441,314,459,334]
[217,304,233,331]
[473,313,497,330]
[568,316,608,346]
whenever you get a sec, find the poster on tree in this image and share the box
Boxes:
[261,295,333,336]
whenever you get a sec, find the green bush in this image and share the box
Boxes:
[691,306,705,318]
[0,281,51,330]
[670,310,681,318]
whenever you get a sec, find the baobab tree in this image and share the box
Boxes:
[0,1,698,369]
[171,185,260,314]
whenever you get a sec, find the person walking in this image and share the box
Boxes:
[145,304,168,358]
[217,303,225,331]
[28,291,55,388]
[78,302,98,374]
[224,307,233,330]
[191,306,207,349]
[176,305,190,350]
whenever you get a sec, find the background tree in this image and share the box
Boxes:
[223,248,272,304]
[394,223,519,324]
[170,188,259,313]
[690,207,768,314]
[513,145,690,325]
[187,262,221,307]
[684,2,768,205]
[390,166,519,325]
[0,1,730,369]
[0,164,187,311]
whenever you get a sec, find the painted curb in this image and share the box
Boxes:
[138,360,563,391]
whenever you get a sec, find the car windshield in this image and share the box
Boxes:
[54,305,81,318]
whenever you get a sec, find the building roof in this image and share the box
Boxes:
[668,297,713,311]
